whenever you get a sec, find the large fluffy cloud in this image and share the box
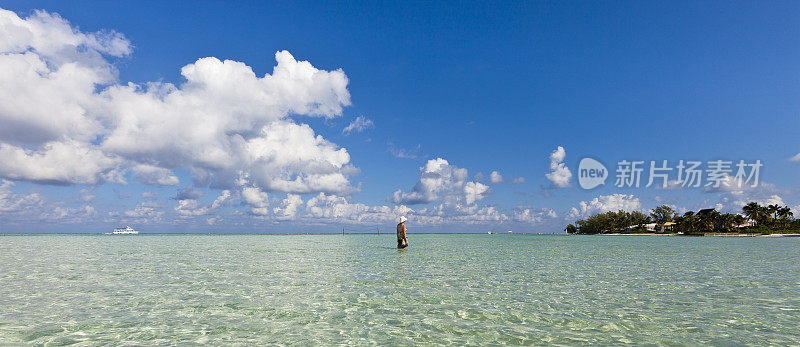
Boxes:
[389,158,489,205]
[0,141,121,185]
[0,9,129,146]
[545,146,572,188]
[0,8,354,195]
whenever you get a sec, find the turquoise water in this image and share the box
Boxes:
[1,234,799,345]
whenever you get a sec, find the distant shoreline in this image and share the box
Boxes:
[584,233,800,237]
[1,232,799,237]
[0,232,569,237]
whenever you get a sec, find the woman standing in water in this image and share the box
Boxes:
[397,216,408,249]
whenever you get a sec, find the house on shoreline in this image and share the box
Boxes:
[643,222,676,232]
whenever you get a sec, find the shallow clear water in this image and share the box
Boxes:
[1,234,798,345]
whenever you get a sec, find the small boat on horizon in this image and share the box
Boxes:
[110,226,139,235]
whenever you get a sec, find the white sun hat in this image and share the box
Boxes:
[399,216,407,223]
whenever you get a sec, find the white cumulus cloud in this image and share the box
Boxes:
[0,8,355,195]
[464,181,490,205]
[175,190,232,217]
[389,158,489,205]
[545,146,572,188]
[0,180,44,213]
[131,164,179,186]
[274,194,303,219]
[123,201,164,223]
[385,158,547,225]
[306,193,413,223]
[241,187,270,216]
[513,207,557,224]
[411,203,509,225]
[0,141,121,185]
[567,194,641,219]
[1,179,101,224]
[489,171,503,184]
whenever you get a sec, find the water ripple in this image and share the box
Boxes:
[0,234,798,344]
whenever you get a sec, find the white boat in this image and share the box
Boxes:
[112,226,138,234]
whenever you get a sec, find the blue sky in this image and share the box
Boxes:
[0,1,798,233]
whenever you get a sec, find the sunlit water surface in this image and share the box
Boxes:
[1,234,799,345]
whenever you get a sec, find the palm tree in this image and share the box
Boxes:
[699,210,720,232]
[776,206,793,229]
[742,202,761,224]
[768,204,780,225]
[781,206,793,219]
[719,213,735,232]
[677,211,697,233]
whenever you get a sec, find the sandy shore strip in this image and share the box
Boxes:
[588,233,800,237]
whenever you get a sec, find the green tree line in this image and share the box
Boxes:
[565,202,798,235]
